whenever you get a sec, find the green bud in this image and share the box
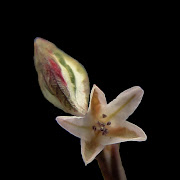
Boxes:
[34,37,90,116]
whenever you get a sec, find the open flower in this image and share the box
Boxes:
[56,85,147,165]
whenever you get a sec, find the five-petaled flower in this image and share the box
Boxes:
[56,85,147,165]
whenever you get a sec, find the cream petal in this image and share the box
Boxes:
[88,84,107,118]
[81,139,105,165]
[103,86,144,125]
[99,121,147,145]
[56,116,92,141]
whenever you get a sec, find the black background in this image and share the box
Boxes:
[10,9,172,179]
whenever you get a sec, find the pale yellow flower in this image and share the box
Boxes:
[56,85,147,165]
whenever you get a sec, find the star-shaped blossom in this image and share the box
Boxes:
[56,85,147,165]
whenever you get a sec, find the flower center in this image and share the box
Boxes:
[92,114,111,136]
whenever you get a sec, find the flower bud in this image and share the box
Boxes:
[34,37,89,116]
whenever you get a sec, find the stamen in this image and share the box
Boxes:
[107,121,111,125]
[97,121,105,127]
[92,126,96,131]
[100,127,104,131]
[102,128,108,135]
[97,121,101,126]
[102,114,107,118]
[101,123,105,127]
[104,129,108,133]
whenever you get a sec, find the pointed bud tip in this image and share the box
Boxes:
[34,37,42,44]
[34,37,41,48]
[34,37,49,47]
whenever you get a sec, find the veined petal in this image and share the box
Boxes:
[103,86,144,125]
[88,85,107,118]
[56,116,92,141]
[99,121,147,145]
[81,139,105,165]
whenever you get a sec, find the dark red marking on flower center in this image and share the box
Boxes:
[49,59,67,86]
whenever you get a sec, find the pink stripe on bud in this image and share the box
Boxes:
[49,59,67,86]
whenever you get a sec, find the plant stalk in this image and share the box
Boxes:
[96,144,127,180]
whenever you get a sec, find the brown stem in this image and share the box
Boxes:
[96,144,127,180]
